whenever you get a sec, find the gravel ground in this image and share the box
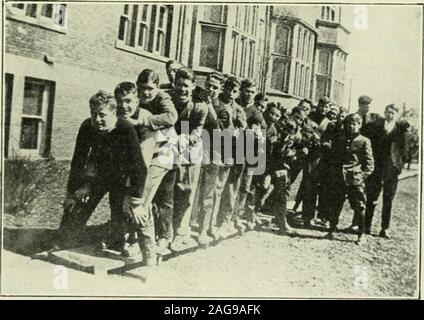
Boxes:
[2,161,420,298]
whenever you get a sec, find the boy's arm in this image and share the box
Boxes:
[66,120,92,195]
[126,124,148,198]
[361,138,375,179]
[188,103,208,145]
[140,93,178,131]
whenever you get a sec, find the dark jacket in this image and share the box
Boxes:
[332,131,375,187]
[67,118,148,198]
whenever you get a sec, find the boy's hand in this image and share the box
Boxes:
[123,196,150,226]
[74,186,90,203]
[63,196,76,213]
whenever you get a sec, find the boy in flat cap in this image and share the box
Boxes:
[325,114,374,244]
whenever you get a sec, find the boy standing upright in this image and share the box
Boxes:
[325,114,374,244]
[169,67,209,249]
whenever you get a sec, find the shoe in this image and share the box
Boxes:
[323,232,334,240]
[171,235,198,251]
[208,227,221,241]
[197,232,213,245]
[345,225,359,233]
[235,219,247,233]
[355,234,367,245]
[379,229,390,239]
[156,238,171,255]
[121,242,140,257]
[303,220,312,229]
[246,221,256,231]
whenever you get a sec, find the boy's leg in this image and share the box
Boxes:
[58,187,106,248]
[327,184,347,235]
[347,183,367,242]
[108,186,128,251]
[197,164,220,240]
[234,164,253,229]
[218,163,244,228]
[364,170,383,232]
[381,173,399,233]
[154,168,177,244]
[174,163,202,238]
[270,169,291,233]
[301,167,319,226]
[212,165,231,234]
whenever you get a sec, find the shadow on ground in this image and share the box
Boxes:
[3,224,109,256]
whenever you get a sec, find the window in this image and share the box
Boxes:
[318,50,331,75]
[302,31,308,60]
[271,58,290,93]
[308,34,314,62]
[334,81,344,105]
[316,77,331,101]
[275,24,290,56]
[230,5,258,78]
[300,66,305,97]
[117,4,172,57]
[321,6,336,22]
[200,26,224,70]
[8,3,67,31]
[305,67,310,98]
[296,27,302,58]
[19,78,55,157]
[203,5,226,23]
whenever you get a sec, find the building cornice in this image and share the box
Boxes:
[316,19,351,35]
[316,41,349,55]
[272,14,318,36]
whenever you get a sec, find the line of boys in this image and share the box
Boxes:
[56,61,409,266]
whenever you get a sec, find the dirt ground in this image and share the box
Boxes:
[2,161,420,298]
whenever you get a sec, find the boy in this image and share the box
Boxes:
[325,114,374,244]
[169,67,209,249]
[57,91,155,264]
[264,117,299,233]
[215,77,248,237]
[133,69,179,254]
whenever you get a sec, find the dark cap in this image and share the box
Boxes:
[358,95,372,105]
[318,96,330,105]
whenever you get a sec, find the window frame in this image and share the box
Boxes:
[7,3,68,33]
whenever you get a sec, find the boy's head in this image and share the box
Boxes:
[298,99,312,115]
[166,60,183,85]
[338,106,347,121]
[276,117,298,138]
[254,93,268,113]
[266,102,283,124]
[385,104,399,122]
[114,82,139,119]
[89,90,117,132]
[205,71,224,100]
[345,113,362,135]
[318,96,331,116]
[174,67,195,104]
[327,105,340,121]
[291,107,307,126]
[222,76,241,101]
[240,79,257,106]
[136,69,160,104]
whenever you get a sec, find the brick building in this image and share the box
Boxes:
[264,5,350,109]
[4,3,349,159]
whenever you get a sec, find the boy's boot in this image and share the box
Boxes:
[278,212,294,234]
[139,235,157,267]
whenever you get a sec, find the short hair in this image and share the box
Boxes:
[136,69,160,86]
[114,82,137,99]
[192,85,210,104]
[89,90,117,112]
[267,101,285,113]
[240,78,257,89]
[175,67,195,83]
[224,76,241,89]
[254,93,268,104]
[339,106,347,114]
[346,113,362,125]
[291,107,307,119]
[206,71,225,83]
[385,104,399,113]
[166,59,183,69]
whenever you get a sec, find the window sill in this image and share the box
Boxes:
[7,13,67,34]
[115,40,169,63]
[266,88,292,98]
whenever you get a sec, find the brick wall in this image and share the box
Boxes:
[6,4,170,159]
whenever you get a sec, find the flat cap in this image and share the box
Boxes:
[358,95,372,105]
[318,96,331,105]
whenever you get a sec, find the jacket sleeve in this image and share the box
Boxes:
[143,93,178,131]
[66,120,92,195]
[188,103,208,145]
[361,138,375,179]
[126,125,148,198]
